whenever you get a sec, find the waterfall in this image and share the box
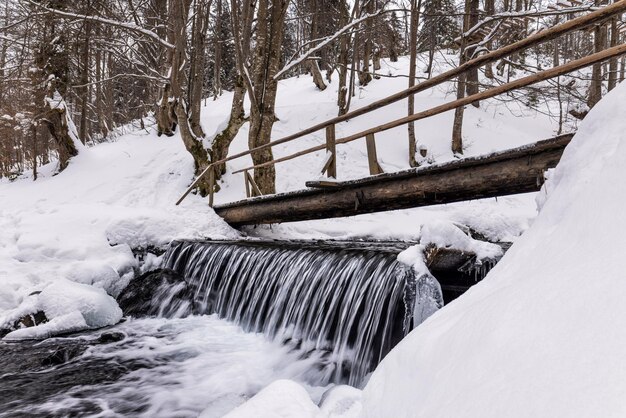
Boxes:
[159,240,442,386]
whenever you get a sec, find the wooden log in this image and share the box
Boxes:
[214,134,573,226]
[365,134,384,175]
[325,125,337,178]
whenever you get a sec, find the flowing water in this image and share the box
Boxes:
[0,240,443,417]
[161,240,430,386]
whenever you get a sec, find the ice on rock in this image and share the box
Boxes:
[397,245,444,328]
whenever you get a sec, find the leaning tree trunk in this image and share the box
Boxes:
[210,76,247,178]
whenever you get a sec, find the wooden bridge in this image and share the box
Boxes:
[177,2,626,227]
[214,134,572,226]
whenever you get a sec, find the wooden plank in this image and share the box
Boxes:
[214,135,572,227]
[246,171,262,197]
[306,180,343,189]
[244,170,251,198]
[325,125,337,178]
[365,133,383,175]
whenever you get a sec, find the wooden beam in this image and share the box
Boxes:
[208,166,215,207]
[365,133,384,175]
[325,125,337,178]
[214,134,573,227]
[246,171,262,197]
[306,180,343,189]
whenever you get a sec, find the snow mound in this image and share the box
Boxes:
[360,82,626,416]
[318,385,363,418]
[2,279,122,340]
[419,220,503,260]
[220,380,319,418]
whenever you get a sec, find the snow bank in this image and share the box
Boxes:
[220,380,319,418]
[360,82,626,417]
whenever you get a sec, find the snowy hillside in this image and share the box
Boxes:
[209,54,558,240]
[0,55,559,342]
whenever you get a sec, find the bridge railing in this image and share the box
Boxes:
[176,1,626,207]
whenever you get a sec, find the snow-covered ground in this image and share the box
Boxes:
[0,130,238,338]
[0,52,580,416]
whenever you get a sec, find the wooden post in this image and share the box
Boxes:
[325,124,337,178]
[244,170,251,197]
[208,166,215,207]
[246,170,263,197]
[365,133,383,175]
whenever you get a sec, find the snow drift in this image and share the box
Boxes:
[360,81,626,417]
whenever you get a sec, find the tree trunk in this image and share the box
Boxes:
[465,0,480,107]
[210,76,247,179]
[247,0,289,194]
[587,0,606,108]
[484,0,495,79]
[79,19,90,144]
[407,0,422,167]
[607,16,618,91]
[337,0,352,115]
[308,59,327,90]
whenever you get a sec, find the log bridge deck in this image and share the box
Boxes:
[214,134,573,227]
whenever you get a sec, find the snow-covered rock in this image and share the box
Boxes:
[1,279,122,340]
[419,219,503,261]
[359,79,626,417]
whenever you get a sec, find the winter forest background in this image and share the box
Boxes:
[0,0,623,191]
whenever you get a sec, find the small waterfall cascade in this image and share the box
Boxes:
[160,240,441,386]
